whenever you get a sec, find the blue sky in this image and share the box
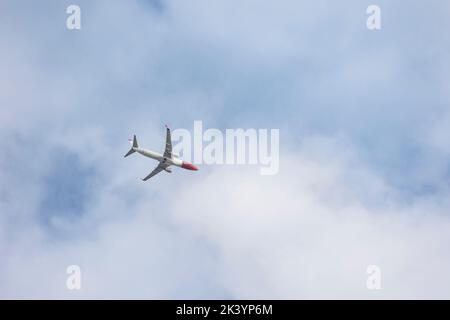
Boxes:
[1,0,450,298]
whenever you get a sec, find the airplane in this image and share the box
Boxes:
[124,125,198,181]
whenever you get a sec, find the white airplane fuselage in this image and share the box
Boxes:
[134,147,183,167]
[132,146,198,171]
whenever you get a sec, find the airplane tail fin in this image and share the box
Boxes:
[124,135,138,157]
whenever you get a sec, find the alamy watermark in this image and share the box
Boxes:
[66,5,81,30]
[66,4,381,31]
[66,265,81,290]
[366,265,382,290]
[366,5,381,30]
[172,121,279,175]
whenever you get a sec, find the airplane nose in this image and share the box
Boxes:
[181,161,199,171]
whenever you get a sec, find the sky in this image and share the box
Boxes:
[0,0,450,299]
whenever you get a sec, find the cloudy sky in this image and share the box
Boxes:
[1,0,450,299]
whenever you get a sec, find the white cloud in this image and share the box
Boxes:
[2,134,450,299]
[171,140,450,299]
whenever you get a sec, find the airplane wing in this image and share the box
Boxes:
[163,125,172,158]
[142,162,169,181]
